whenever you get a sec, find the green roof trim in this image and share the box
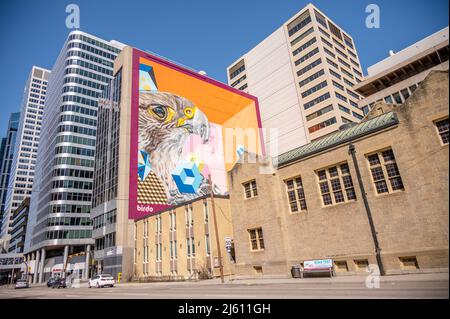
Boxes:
[277,111,399,167]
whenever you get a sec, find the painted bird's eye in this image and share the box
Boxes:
[184,107,195,119]
[148,104,167,121]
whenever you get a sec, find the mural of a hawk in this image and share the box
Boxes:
[138,91,214,205]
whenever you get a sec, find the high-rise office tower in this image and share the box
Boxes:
[0,112,21,232]
[227,3,365,155]
[24,31,125,283]
[1,66,50,239]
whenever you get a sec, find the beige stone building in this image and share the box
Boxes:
[133,196,235,280]
[227,70,449,277]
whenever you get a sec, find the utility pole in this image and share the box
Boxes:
[208,174,225,283]
[348,143,385,276]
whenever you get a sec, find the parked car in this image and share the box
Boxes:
[15,279,29,289]
[88,274,115,288]
[47,277,66,289]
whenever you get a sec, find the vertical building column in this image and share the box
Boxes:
[83,245,91,280]
[33,250,40,284]
[38,248,46,283]
[62,245,69,278]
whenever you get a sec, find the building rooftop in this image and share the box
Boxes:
[277,111,399,167]
[354,27,449,97]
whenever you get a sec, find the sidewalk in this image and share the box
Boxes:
[115,272,449,287]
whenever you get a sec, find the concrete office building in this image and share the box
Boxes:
[227,3,365,156]
[227,71,448,278]
[355,27,449,114]
[1,66,50,239]
[0,112,21,232]
[24,31,125,283]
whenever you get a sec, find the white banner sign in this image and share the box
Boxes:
[304,259,333,270]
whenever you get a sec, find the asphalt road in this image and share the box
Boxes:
[0,275,448,299]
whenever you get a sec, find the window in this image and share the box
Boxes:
[288,11,312,37]
[248,228,264,251]
[393,92,402,104]
[169,211,176,230]
[400,88,410,101]
[205,234,211,256]
[297,58,322,76]
[308,116,336,133]
[299,69,325,87]
[290,27,314,46]
[317,163,356,206]
[384,95,393,104]
[301,80,327,98]
[243,180,258,198]
[367,149,404,194]
[435,118,449,144]
[292,37,317,57]
[306,104,333,121]
[294,47,319,66]
[285,177,307,212]
[304,92,330,110]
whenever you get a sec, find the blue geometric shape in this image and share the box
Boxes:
[171,161,202,194]
[138,149,152,181]
[236,144,245,157]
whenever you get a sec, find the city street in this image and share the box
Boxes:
[0,273,448,299]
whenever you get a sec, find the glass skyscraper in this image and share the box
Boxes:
[24,31,125,283]
[0,112,21,233]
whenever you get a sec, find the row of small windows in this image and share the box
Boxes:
[301,80,327,98]
[53,168,94,179]
[47,216,91,227]
[50,191,92,202]
[288,12,312,37]
[34,230,92,244]
[230,75,246,88]
[65,67,111,84]
[56,134,96,147]
[92,209,117,230]
[62,93,98,107]
[305,104,333,121]
[297,58,322,76]
[229,64,245,80]
[64,76,105,91]
[292,37,317,57]
[304,92,330,110]
[308,116,336,133]
[67,40,118,60]
[68,33,120,53]
[60,114,97,127]
[54,156,94,168]
[298,69,324,87]
[66,49,114,68]
[95,232,116,251]
[60,104,97,117]
[52,179,93,190]
[294,47,319,66]
[58,124,96,137]
[49,204,90,214]
[63,85,99,98]
[55,145,95,157]
[66,58,113,77]
[238,83,248,91]
[290,27,314,47]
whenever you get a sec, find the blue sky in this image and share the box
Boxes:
[0,0,448,134]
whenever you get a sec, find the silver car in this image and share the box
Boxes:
[15,279,29,289]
